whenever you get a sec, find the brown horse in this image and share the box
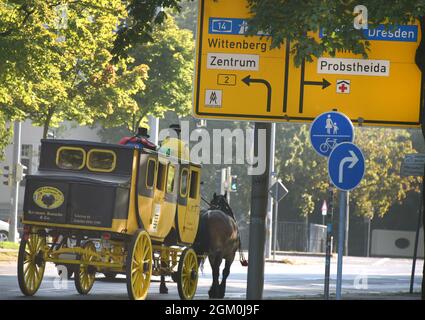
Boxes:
[193,193,247,299]
[159,193,247,298]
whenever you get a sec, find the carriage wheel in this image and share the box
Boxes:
[177,248,199,300]
[74,241,97,295]
[126,229,153,300]
[17,232,46,296]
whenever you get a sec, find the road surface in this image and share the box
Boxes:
[0,255,422,300]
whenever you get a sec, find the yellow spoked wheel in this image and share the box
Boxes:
[17,232,46,296]
[74,241,97,295]
[126,229,152,300]
[177,248,199,300]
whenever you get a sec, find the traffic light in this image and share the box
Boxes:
[16,163,27,182]
[230,175,238,192]
[2,165,11,186]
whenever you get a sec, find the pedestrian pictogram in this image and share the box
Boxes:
[310,111,354,157]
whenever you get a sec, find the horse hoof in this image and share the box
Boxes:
[160,285,169,294]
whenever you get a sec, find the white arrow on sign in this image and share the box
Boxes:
[338,151,359,183]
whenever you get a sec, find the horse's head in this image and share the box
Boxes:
[210,192,227,208]
[210,192,235,219]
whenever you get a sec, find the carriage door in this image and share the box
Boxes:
[179,166,201,244]
[149,159,167,235]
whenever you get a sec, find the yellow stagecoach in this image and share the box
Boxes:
[18,136,202,300]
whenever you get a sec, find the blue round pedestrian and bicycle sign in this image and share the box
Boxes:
[328,142,365,191]
[310,111,354,157]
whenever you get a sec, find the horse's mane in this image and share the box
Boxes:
[209,195,237,221]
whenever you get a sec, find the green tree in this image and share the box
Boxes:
[173,0,198,35]
[0,0,149,138]
[111,0,193,59]
[246,0,425,65]
[100,16,195,134]
[0,114,11,160]
[275,124,420,219]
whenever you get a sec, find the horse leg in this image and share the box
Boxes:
[208,254,222,299]
[218,253,235,299]
[160,274,168,294]
[159,249,168,294]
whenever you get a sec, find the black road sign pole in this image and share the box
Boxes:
[324,183,335,300]
[410,180,423,294]
[247,122,271,300]
[336,190,349,300]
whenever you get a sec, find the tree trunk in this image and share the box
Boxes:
[42,120,49,139]
[42,108,54,139]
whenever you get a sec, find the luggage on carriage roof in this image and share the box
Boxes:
[118,127,157,150]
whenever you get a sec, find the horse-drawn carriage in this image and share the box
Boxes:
[18,135,203,300]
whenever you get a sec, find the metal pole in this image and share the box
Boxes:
[148,115,159,145]
[324,184,335,300]
[266,123,276,258]
[366,217,371,257]
[220,168,226,195]
[344,193,350,257]
[226,167,231,204]
[410,185,423,294]
[247,122,271,300]
[345,194,349,256]
[273,187,278,260]
[9,121,21,243]
[336,190,348,300]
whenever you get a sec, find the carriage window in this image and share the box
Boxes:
[87,149,116,172]
[189,170,199,199]
[56,147,85,170]
[156,162,166,191]
[146,159,156,189]
[180,169,188,197]
[166,165,175,194]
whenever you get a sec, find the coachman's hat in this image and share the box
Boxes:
[136,127,150,138]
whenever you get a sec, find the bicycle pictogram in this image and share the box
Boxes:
[319,138,338,153]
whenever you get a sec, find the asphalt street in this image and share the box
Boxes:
[0,255,423,300]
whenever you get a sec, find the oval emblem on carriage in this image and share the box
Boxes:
[33,187,64,210]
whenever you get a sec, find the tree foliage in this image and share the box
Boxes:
[275,124,420,219]
[0,0,151,138]
[246,0,425,65]
[0,114,11,160]
[99,16,194,134]
[173,0,198,35]
[112,0,188,59]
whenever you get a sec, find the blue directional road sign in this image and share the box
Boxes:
[328,142,365,191]
[310,111,354,157]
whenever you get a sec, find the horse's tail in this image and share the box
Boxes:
[238,235,248,267]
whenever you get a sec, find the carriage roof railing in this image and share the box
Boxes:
[40,139,202,167]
